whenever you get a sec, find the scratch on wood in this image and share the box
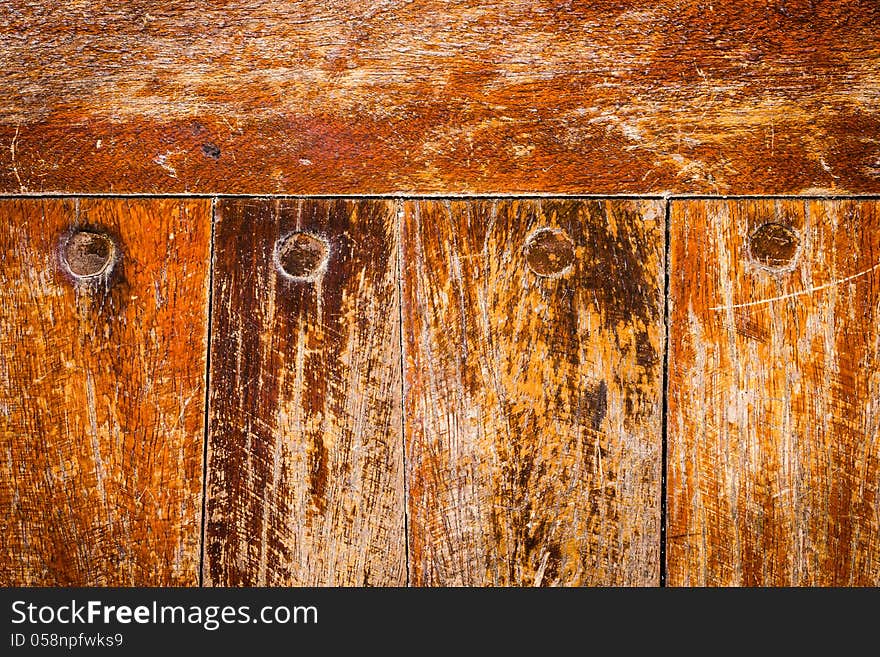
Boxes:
[9,125,24,192]
[710,261,880,311]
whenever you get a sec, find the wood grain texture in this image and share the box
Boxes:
[403,199,664,585]
[204,198,405,586]
[667,199,880,586]
[0,198,211,585]
[2,1,879,195]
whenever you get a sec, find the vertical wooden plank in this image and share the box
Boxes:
[0,198,211,585]
[205,198,405,586]
[402,199,665,586]
[668,199,880,586]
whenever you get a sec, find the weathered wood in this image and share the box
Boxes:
[0,198,211,585]
[667,199,880,586]
[204,198,405,586]
[402,199,664,585]
[2,2,878,195]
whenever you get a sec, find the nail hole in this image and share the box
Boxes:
[274,231,330,281]
[201,142,221,159]
[524,228,575,278]
[748,222,800,271]
[62,230,116,279]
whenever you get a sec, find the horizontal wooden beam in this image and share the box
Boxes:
[2,1,878,195]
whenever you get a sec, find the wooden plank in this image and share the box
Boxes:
[1,2,878,195]
[402,199,664,585]
[667,199,880,586]
[204,198,405,586]
[0,198,211,585]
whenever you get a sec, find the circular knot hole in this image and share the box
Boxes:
[62,230,115,278]
[524,228,575,278]
[748,222,800,270]
[275,231,330,280]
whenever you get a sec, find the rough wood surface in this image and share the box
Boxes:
[0,198,211,585]
[402,199,664,585]
[2,2,878,195]
[667,199,880,586]
[204,198,405,586]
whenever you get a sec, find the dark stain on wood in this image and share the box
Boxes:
[585,380,609,434]
[201,142,221,160]
[582,202,661,350]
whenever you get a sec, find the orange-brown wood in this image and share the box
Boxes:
[667,199,880,586]
[204,198,405,586]
[0,198,211,585]
[402,199,664,585]
[2,2,878,195]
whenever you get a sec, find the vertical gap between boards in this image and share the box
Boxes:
[396,199,411,586]
[659,198,671,587]
[198,197,218,587]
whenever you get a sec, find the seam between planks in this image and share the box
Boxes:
[659,199,672,587]
[198,197,217,587]
[396,200,411,587]
[3,193,880,201]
